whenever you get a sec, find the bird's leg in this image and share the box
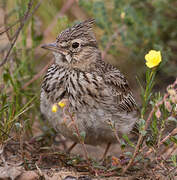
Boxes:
[102,142,111,160]
[67,142,77,153]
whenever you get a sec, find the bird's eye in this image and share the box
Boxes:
[72,42,79,49]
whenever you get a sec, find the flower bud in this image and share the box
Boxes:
[121,12,125,19]
[171,94,177,104]
[168,89,176,96]
[155,108,161,119]
[58,99,68,108]
[164,101,172,112]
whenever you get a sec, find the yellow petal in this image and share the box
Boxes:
[52,104,58,112]
[146,61,155,68]
[145,50,162,68]
[58,101,66,108]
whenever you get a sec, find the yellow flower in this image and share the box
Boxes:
[120,12,125,19]
[52,104,58,112]
[145,50,162,68]
[58,100,66,108]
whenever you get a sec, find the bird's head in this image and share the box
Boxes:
[41,19,101,70]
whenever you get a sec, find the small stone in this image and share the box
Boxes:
[78,176,92,180]
[63,175,77,180]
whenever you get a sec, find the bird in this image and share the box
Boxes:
[40,19,138,157]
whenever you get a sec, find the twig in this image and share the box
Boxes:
[11,0,42,41]
[68,114,90,163]
[0,128,17,142]
[113,128,121,144]
[23,58,54,89]
[164,143,177,161]
[0,0,42,67]
[3,8,13,41]
[0,145,6,165]
[44,0,76,36]
[0,19,21,36]
[144,127,177,159]
[144,80,177,158]
[68,114,98,175]
[0,0,34,66]
[122,108,155,174]
[122,77,177,174]
[167,166,177,177]
[159,128,177,146]
[35,163,44,177]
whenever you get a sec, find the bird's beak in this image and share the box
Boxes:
[41,42,65,54]
[41,42,57,51]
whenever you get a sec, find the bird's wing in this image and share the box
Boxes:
[103,65,137,112]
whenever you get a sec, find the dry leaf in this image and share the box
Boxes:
[0,165,23,180]
[18,171,39,180]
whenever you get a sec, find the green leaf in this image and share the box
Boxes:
[170,136,177,144]
[124,151,133,157]
[73,132,78,138]
[138,118,147,136]
[171,155,177,167]
[122,134,135,148]
[3,72,10,83]
[80,131,86,141]
[92,165,107,170]
[120,139,126,149]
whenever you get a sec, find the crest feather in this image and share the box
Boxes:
[56,19,96,45]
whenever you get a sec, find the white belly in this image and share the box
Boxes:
[40,91,137,145]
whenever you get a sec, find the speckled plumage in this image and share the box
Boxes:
[40,19,138,146]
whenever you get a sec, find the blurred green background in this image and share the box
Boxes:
[0,0,177,141]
